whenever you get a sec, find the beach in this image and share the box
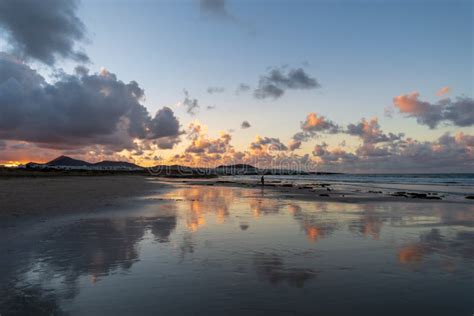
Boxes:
[1,176,473,315]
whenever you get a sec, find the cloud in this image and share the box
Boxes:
[289,113,339,150]
[182,89,200,115]
[0,53,181,152]
[307,131,474,173]
[254,67,320,99]
[241,121,251,129]
[312,142,357,164]
[0,0,89,65]
[167,124,473,172]
[200,0,234,20]
[301,113,339,133]
[288,140,302,151]
[436,86,451,97]
[393,92,474,128]
[346,117,403,144]
[199,0,255,34]
[207,86,225,94]
[250,136,288,151]
[154,136,182,150]
[236,83,250,94]
[148,107,181,139]
[185,123,233,155]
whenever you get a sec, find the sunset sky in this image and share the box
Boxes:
[0,0,472,172]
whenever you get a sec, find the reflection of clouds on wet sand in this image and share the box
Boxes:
[287,203,338,242]
[349,204,384,239]
[435,205,474,227]
[163,186,286,232]
[253,253,318,288]
[0,285,63,315]
[148,204,178,243]
[0,204,178,313]
[250,198,281,218]
[2,184,473,315]
[163,186,241,231]
[398,228,474,270]
[383,204,474,228]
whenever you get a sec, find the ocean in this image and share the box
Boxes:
[224,173,474,197]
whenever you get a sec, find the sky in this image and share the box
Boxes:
[0,0,472,172]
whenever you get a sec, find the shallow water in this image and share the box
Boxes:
[225,174,474,196]
[1,185,473,315]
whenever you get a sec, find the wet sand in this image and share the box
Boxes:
[0,176,165,218]
[0,178,473,315]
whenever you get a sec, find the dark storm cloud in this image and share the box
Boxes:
[207,86,225,94]
[183,89,200,115]
[0,53,181,150]
[393,92,474,128]
[0,0,89,65]
[254,67,320,99]
[241,120,251,129]
[148,107,181,139]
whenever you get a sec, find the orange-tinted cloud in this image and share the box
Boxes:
[436,86,451,97]
[393,92,429,115]
[393,91,473,128]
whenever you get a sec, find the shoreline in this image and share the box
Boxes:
[172,178,474,204]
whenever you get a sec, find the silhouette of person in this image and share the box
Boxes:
[261,175,264,186]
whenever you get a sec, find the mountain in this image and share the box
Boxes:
[25,156,142,171]
[25,156,315,175]
[46,155,91,167]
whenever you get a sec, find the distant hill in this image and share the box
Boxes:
[26,156,142,171]
[24,156,325,176]
[46,155,91,167]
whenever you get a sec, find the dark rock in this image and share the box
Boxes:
[392,192,408,197]
[407,193,428,199]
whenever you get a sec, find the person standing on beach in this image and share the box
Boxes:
[261,175,264,186]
